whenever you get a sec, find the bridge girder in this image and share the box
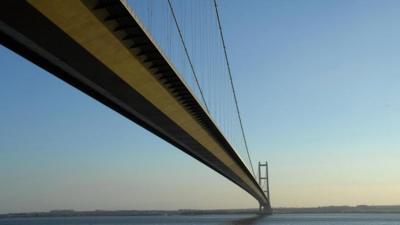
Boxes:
[0,0,270,209]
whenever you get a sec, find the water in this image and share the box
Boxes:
[0,214,399,225]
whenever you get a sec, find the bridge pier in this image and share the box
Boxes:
[259,204,272,215]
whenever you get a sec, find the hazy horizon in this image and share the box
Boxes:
[3,204,400,215]
[1,0,400,214]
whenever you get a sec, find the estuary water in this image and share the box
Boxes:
[0,213,399,225]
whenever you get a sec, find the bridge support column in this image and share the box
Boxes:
[258,161,272,214]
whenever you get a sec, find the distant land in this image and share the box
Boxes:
[274,205,400,214]
[1,205,399,218]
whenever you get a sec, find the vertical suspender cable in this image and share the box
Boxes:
[213,0,256,177]
[167,0,209,113]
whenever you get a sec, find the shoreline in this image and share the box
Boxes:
[1,205,400,219]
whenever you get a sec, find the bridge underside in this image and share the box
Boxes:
[0,0,270,209]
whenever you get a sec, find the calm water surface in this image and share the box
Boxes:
[0,214,399,225]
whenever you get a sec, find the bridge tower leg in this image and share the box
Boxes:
[258,161,271,214]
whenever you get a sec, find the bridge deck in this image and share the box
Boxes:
[0,0,270,210]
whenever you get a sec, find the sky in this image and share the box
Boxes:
[1,0,400,213]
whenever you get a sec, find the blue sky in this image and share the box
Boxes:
[225,0,400,206]
[1,0,400,213]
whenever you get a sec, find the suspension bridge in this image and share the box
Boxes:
[0,0,271,213]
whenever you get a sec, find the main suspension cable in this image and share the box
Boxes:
[213,0,256,177]
[167,0,209,112]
